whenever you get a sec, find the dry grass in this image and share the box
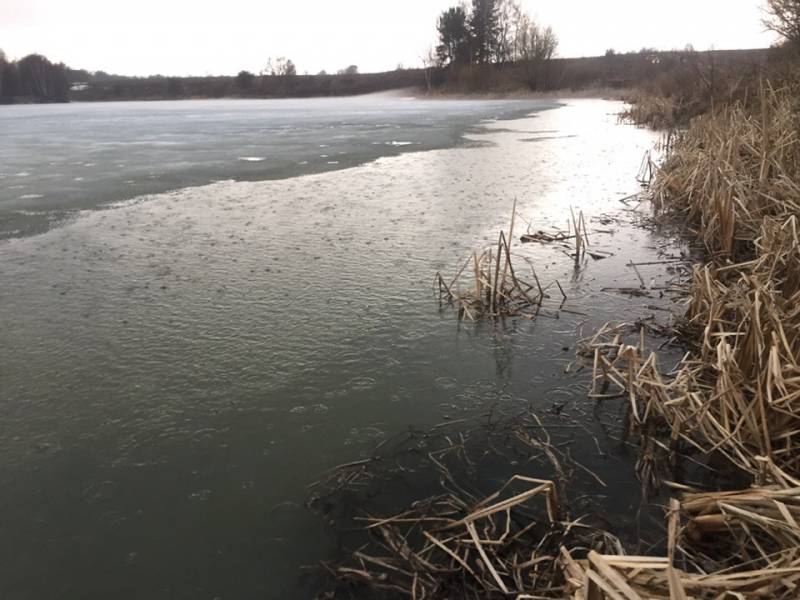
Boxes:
[563,81,800,598]
[311,415,624,599]
[316,438,800,599]
[585,85,800,487]
[651,84,800,259]
[621,92,682,130]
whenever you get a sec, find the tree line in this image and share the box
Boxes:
[0,50,69,103]
[233,59,360,92]
[433,0,558,91]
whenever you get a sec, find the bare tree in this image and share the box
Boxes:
[265,57,297,77]
[0,49,5,98]
[511,11,533,62]
[764,0,800,48]
[421,46,438,93]
[494,0,522,63]
[537,26,559,61]
[517,22,558,90]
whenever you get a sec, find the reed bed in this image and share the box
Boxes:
[566,82,800,597]
[651,84,800,258]
[621,93,681,130]
[566,488,800,600]
[313,414,800,599]
[583,85,800,486]
[314,83,800,599]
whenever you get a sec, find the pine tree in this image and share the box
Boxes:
[436,6,471,66]
[470,0,500,64]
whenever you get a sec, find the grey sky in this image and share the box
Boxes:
[0,0,777,76]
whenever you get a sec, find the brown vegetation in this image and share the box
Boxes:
[570,60,800,599]
[435,201,577,321]
[314,33,800,600]
[612,85,800,485]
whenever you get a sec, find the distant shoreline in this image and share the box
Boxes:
[0,48,769,106]
[427,86,627,101]
[3,86,624,106]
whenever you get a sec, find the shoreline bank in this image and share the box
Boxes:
[311,87,800,599]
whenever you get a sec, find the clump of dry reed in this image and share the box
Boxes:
[324,476,580,599]
[314,416,800,599]
[621,92,681,130]
[651,84,800,258]
[310,416,624,599]
[435,201,571,321]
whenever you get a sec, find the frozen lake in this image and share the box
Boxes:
[0,95,556,239]
[0,97,672,599]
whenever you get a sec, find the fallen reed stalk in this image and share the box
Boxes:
[309,415,631,599]
[565,487,800,600]
[312,412,800,599]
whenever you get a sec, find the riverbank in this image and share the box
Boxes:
[588,83,800,599]
[310,83,800,598]
[587,82,800,597]
[427,86,627,101]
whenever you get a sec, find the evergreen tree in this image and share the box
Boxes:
[469,0,500,64]
[436,6,471,66]
[16,54,68,102]
[235,70,255,90]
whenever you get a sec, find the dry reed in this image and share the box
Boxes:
[584,85,800,486]
[310,415,625,599]
[314,82,800,600]
[436,202,572,321]
[566,82,800,597]
[565,488,800,599]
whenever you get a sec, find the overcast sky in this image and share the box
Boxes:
[0,0,777,76]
